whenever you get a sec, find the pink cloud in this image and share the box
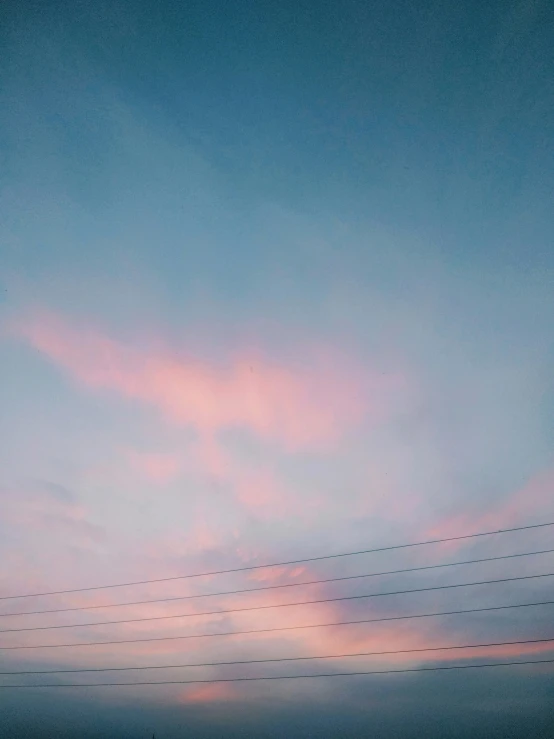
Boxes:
[186,436,317,520]
[425,467,554,545]
[189,436,234,481]
[247,566,307,584]
[234,469,290,517]
[127,450,182,485]
[0,483,105,549]
[10,311,381,450]
[4,544,552,683]
[138,509,243,578]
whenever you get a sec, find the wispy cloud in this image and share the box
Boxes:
[126,450,182,485]
[9,310,381,450]
[0,479,105,549]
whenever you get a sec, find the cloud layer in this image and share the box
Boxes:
[10,311,378,450]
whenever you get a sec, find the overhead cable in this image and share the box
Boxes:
[3,520,552,601]
[1,636,552,675]
[1,658,553,688]
[2,571,552,634]
[2,598,553,650]
[3,548,553,618]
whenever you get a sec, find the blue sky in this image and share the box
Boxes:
[1,0,553,736]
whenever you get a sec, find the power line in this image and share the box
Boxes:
[2,637,553,675]
[2,571,552,634]
[1,658,553,688]
[2,520,552,601]
[4,548,553,618]
[2,599,553,651]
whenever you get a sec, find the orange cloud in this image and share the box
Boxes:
[180,682,239,704]
[11,311,375,450]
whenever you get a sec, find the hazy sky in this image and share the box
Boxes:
[1,0,553,736]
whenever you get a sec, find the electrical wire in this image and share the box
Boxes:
[1,658,553,688]
[2,598,553,650]
[4,548,553,618]
[2,571,552,633]
[2,520,552,601]
[1,637,552,675]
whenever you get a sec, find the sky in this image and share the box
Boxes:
[0,0,554,736]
